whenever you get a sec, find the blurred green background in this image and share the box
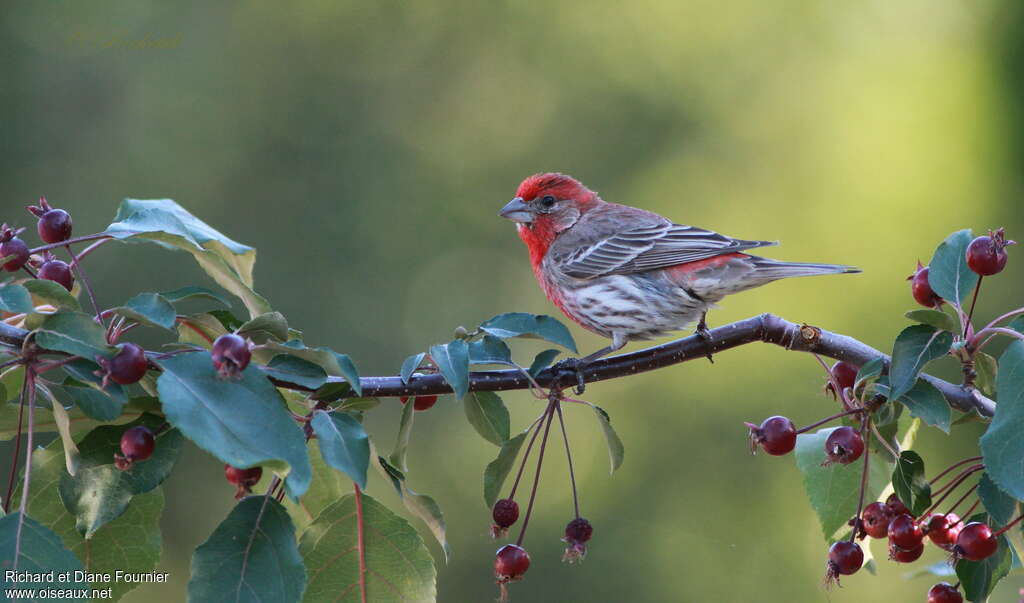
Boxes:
[4,1,1024,601]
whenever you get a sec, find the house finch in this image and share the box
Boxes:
[499,173,858,376]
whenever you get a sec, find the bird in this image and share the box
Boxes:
[499,172,859,386]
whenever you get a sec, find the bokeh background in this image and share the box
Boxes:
[3,1,1024,601]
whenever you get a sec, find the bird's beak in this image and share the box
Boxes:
[499,197,533,223]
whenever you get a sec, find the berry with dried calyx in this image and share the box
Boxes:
[224,464,263,500]
[97,343,148,387]
[400,395,438,411]
[827,361,859,397]
[860,502,891,539]
[824,541,863,588]
[563,517,593,563]
[211,333,251,378]
[495,544,530,601]
[491,499,519,538]
[823,426,864,466]
[966,228,1014,276]
[888,540,924,563]
[37,256,74,291]
[745,415,796,456]
[953,522,998,562]
[114,425,155,471]
[924,513,961,549]
[886,493,911,518]
[27,197,72,244]
[927,582,963,603]
[908,262,943,308]
[0,225,30,272]
[888,514,924,551]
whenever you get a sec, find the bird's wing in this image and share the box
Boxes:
[555,221,778,279]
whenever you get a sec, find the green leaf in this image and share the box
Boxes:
[928,229,979,306]
[400,352,425,384]
[468,335,512,365]
[159,285,231,308]
[479,312,578,353]
[58,378,124,422]
[237,311,289,343]
[188,496,306,603]
[463,391,510,446]
[905,309,958,333]
[282,441,348,532]
[176,312,228,348]
[310,410,369,489]
[336,397,381,412]
[298,492,436,603]
[105,198,271,319]
[208,308,244,331]
[429,340,469,399]
[0,283,33,313]
[390,394,416,473]
[795,427,891,540]
[34,311,115,359]
[591,405,624,473]
[887,379,952,434]
[113,292,177,329]
[372,450,451,562]
[23,278,81,312]
[889,324,953,400]
[0,513,88,598]
[892,451,931,517]
[261,355,328,389]
[261,341,362,396]
[156,351,312,500]
[955,513,1011,602]
[483,431,527,508]
[975,351,998,398]
[58,465,134,538]
[980,338,1024,501]
[528,349,561,378]
[977,473,1017,527]
[853,357,885,392]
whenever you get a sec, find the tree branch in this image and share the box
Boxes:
[0,313,994,417]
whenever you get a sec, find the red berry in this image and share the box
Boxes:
[908,262,943,308]
[400,395,438,411]
[966,228,1014,276]
[954,522,998,561]
[886,493,911,517]
[115,425,155,470]
[861,502,892,539]
[491,498,519,537]
[36,209,72,244]
[224,464,263,500]
[888,540,924,563]
[830,361,859,392]
[494,544,530,582]
[927,582,963,603]
[38,258,73,291]
[0,237,30,272]
[888,513,924,550]
[823,426,864,466]
[824,540,863,587]
[925,513,961,549]
[107,343,148,385]
[746,416,797,456]
[211,333,251,378]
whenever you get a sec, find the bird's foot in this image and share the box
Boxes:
[696,315,714,364]
[551,357,588,396]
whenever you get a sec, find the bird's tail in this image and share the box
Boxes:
[749,257,861,279]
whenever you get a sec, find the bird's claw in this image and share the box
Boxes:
[696,316,714,364]
[552,358,587,395]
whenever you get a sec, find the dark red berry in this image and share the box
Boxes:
[106,343,148,385]
[886,493,911,517]
[954,522,998,561]
[491,499,519,538]
[823,426,864,466]
[36,209,72,244]
[861,502,892,539]
[888,513,924,551]
[925,513,961,549]
[0,237,30,273]
[908,262,943,308]
[830,361,859,393]
[400,395,438,411]
[888,540,924,563]
[927,582,963,603]
[114,425,155,470]
[224,464,263,500]
[824,540,863,587]
[38,258,73,291]
[746,415,797,456]
[563,517,593,563]
[211,333,251,378]
[966,228,1014,276]
[494,544,530,582]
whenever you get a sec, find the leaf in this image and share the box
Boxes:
[22,278,81,312]
[310,410,369,489]
[159,285,231,308]
[928,229,979,306]
[400,352,426,384]
[591,405,624,473]
[34,311,115,359]
[336,398,380,412]
[889,324,953,401]
[0,513,88,597]
[528,349,561,378]
[176,312,228,348]
[188,496,306,603]
[795,428,891,540]
[975,351,997,398]
[883,379,952,434]
[0,282,33,313]
[261,341,362,396]
[977,473,1018,528]
[892,451,932,517]
[483,431,527,508]
[283,441,348,532]
[104,198,271,319]
[955,514,1011,602]
[905,309,958,333]
[479,312,578,353]
[372,450,450,562]
[113,292,177,329]
[156,351,312,500]
[49,400,81,475]
[261,355,328,389]
[390,394,416,473]
[467,335,512,365]
[429,340,469,399]
[237,311,289,343]
[853,357,885,392]
[980,339,1024,501]
[463,391,510,446]
[298,492,436,602]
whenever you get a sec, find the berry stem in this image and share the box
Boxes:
[554,401,580,519]
[992,512,1024,537]
[956,499,980,524]
[979,307,1024,333]
[2,375,27,513]
[811,353,853,411]
[21,266,36,279]
[12,367,37,571]
[354,482,369,603]
[515,399,556,547]
[176,317,215,345]
[507,410,548,499]
[970,327,1024,353]
[70,238,112,267]
[931,464,985,498]
[29,233,111,255]
[795,408,864,435]
[850,416,871,542]
[930,457,983,484]
[941,483,979,519]
[924,465,984,517]
[963,277,983,339]
[63,244,102,324]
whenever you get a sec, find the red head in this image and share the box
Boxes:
[499,173,600,264]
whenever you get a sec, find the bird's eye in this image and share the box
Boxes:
[540,195,556,208]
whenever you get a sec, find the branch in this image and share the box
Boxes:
[0,313,994,417]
